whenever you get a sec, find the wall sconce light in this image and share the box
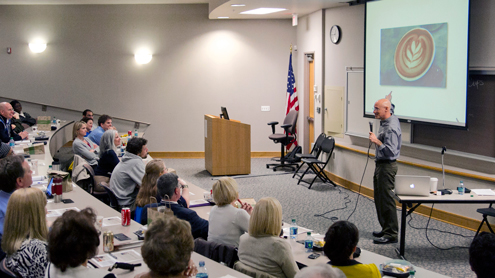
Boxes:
[29,42,47,53]
[135,53,152,64]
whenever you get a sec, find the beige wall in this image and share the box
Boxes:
[296,10,323,153]
[0,4,296,152]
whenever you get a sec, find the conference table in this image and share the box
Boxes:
[21,122,250,278]
[395,193,495,259]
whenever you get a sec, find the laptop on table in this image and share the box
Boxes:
[394,175,431,197]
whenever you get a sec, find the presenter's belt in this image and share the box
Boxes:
[375,159,396,164]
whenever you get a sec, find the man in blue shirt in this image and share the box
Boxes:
[156,173,208,240]
[0,155,33,258]
[87,114,113,146]
[369,95,401,244]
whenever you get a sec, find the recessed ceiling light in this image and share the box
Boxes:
[240,8,287,15]
[218,17,230,19]
[231,4,245,7]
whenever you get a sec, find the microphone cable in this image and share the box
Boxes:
[346,140,373,221]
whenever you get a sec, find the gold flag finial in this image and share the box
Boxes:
[290,44,292,53]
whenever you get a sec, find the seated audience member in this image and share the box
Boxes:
[149,173,208,239]
[208,177,252,247]
[82,109,93,120]
[45,208,116,278]
[0,155,33,238]
[109,137,148,207]
[294,264,344,278]
[469,232,495,278]
[80,117,94,137]
[0,102,28,143]
[87,114,113,146]
[135,215,198,278]
[324,221,380,278]
[94,130,121,189]
[10,112,24,134]
[0,142,13,159]
[10,100,36,127]
[134,160,191,225]
[238,197,299,278]
[0,188,48,278]
[72,121,99,168]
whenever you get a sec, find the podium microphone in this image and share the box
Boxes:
[438,146,452,195]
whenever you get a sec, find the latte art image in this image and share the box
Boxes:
[394,28,435,81]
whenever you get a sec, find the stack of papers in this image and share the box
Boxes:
[471,189,495,196]
[90,250,142,268]
[282,226,313,237]
[46,207,80,218]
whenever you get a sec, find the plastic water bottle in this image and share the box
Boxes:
[52,117,56,125]
[134,129,138,138]
[196,261,208,278]
[290,219,298,240]
[458,181,465,195]
[305,232,314,253]
[9,137,15,148]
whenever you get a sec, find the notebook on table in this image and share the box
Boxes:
[394,175,431,197]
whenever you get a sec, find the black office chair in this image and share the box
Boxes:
[193,238,238,268]
[102,186,121,212]
[475,203,495,236]
[292,133,326,179]
[266,110,299,171]
[297,136,337,189]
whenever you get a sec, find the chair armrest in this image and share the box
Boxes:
[267,121,279,134]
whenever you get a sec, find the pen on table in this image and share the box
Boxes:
[108,253,118,259]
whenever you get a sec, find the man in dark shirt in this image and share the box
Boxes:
[0,102,28,143]
[156,173,208,240]
[369,94,401,244]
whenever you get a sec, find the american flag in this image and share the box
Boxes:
[286,51,299,149]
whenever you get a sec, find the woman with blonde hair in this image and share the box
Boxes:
[0,188,48,277]
[208,177,252,247]
[94,129,121,190]
[72,121,99,168]
[238,197,299,278]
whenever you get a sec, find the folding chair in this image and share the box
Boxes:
[292,133,326,179]
[475,203,495,236]
[297,136,337,189]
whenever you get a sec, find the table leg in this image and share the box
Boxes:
[395,202,407,260]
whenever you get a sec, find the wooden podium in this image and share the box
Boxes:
[204,115,251,176]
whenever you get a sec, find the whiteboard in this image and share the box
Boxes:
[345,70,374,138]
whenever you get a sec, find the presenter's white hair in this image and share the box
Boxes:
[294,264,345,278]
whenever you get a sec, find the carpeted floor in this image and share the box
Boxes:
[163,157,476,278]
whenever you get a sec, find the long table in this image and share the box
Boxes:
[187,186,450,278]
[26,122,250,278]
[395,193,495,259]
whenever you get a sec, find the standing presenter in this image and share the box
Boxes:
[369,93,401,244]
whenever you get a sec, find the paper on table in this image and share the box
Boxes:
[103,216,122,227]
[471,189,495,196]
[189,199,210,207]
[282,226,313,237]
[219,275,238,278]
[91,250,142,268]
[46,207,80,217]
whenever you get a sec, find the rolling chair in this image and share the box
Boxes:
[266,110,299,171]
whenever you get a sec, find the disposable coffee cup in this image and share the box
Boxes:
[430,177,438,192]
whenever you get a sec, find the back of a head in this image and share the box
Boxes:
[141,215,193,276]
[295,264,344,278]
[126,137,148,155]
[248,197,282,237]
[157,172,179,200]
[0,155,25,193]
[2,187,47,255]
[99,129,117,156]
[136,160,165,207]
[324,221,359,264]
[48,208,99,272]
[212,177,238,206]
[470,232,495,278]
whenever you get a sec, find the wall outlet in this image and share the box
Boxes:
[261,106,270,112]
